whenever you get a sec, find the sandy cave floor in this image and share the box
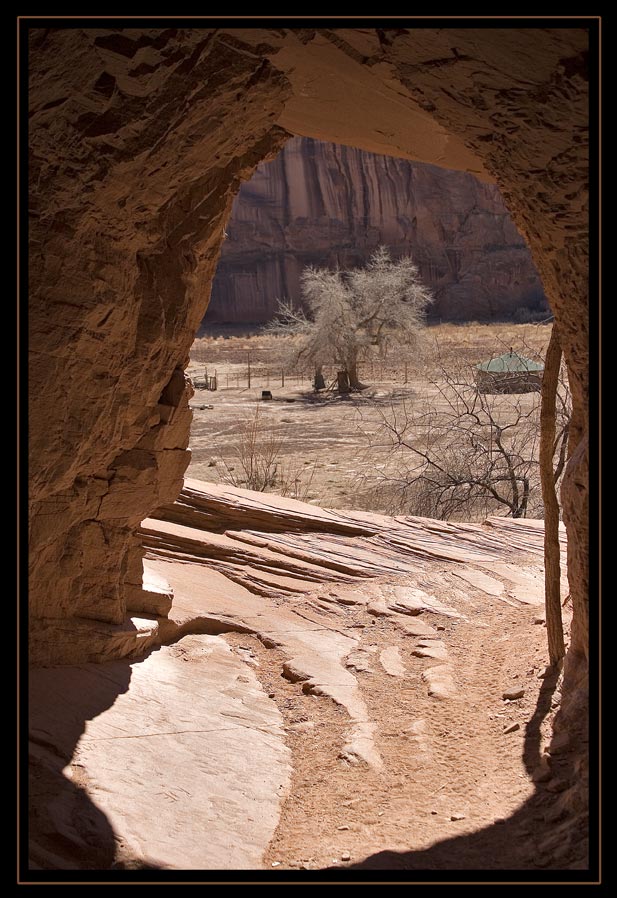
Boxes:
[254,600,563,872]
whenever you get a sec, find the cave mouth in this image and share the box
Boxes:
[185,134,558,523]
[27,24,589,665]
[26,23,592,877]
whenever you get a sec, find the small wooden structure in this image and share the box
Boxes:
[475,350,543,394]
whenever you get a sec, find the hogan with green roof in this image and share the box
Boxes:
[475,348,544,394]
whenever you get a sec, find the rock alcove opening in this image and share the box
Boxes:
[27,25,591,873]
[186,134,553,515]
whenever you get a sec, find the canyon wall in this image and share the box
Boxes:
[206,137,547,325]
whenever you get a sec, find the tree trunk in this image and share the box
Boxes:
[347,361,361,390]
[314,366,326,391]
[336,370,351,393]
[540,326,566,666]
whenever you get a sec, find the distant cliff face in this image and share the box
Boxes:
[205,137,546,325]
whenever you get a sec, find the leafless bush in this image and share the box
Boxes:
[512,305,552,324]
[277,458,319,502]
[218,405,283,492]
[358,336,570,522]
[218,404,317,500]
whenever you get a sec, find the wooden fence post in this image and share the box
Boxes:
[540,326,566,667]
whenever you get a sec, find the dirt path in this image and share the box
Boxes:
[142,481,583,872]
[226,585,570,871]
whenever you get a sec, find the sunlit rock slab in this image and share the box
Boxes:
[30,635,291,870]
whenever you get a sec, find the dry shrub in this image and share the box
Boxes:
[357,333,570,522]
[218,404,317,501]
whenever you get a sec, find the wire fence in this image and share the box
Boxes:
[188,360,417,392]
[189,343,420,391]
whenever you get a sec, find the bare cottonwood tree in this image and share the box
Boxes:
[268,247,432,390]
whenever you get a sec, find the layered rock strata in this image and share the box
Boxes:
[29,481,585,870]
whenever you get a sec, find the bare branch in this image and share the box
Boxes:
[362,336,570,521]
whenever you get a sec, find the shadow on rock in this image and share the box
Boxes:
[28,661,135,871]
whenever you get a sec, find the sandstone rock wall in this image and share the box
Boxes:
[28,29,291,660]
[207,137,546,324]
[28,26,589,701]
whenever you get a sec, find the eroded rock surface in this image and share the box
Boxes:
[30,633,291,870]
[29,481,586,871]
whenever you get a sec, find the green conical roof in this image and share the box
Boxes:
[476,351,544,373]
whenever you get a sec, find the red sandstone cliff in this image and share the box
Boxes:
[206,137,547,324]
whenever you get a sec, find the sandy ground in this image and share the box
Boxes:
[251,595,570,871]
[186,322,553,514]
